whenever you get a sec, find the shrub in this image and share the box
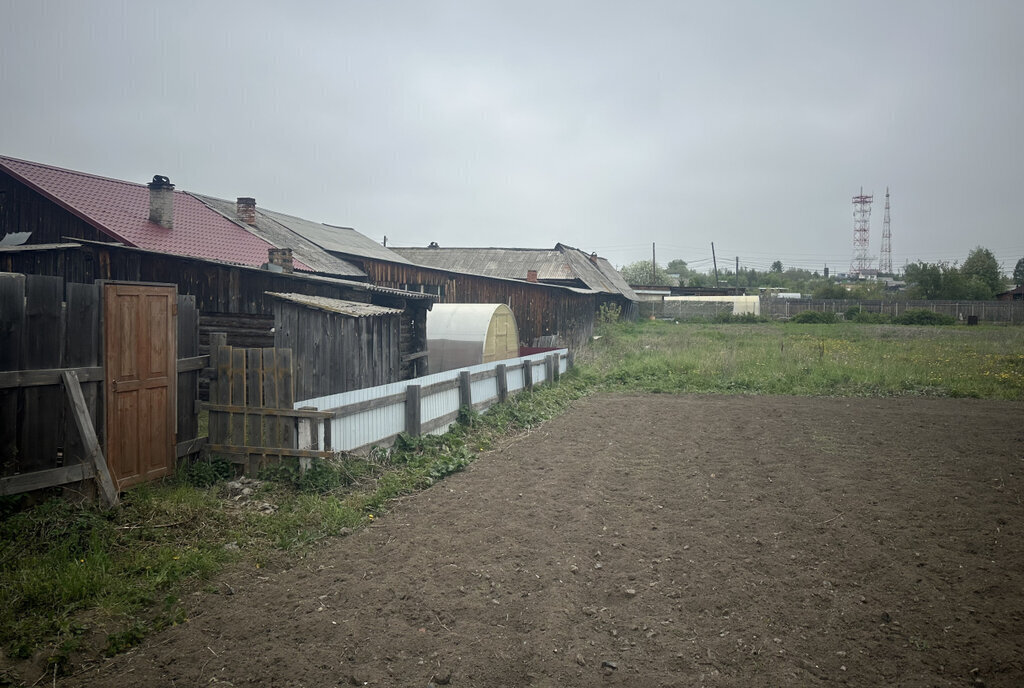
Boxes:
[893,309,956,326]
[789,310,836,324]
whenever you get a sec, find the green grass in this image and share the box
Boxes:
[581,320,1024,399]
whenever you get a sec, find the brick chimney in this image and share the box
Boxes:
[236,197,257,225]
[526,269,538,283]
[268,248,293,273]
[147,175,174,229]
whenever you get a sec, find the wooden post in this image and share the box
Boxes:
[523,360,534,391]
[405,384,422,436]
[496,364,508,402]
[297,406,317,475]
[552,354,561,382]
[62,371,119,508]
[544,355,554,385]
[458,370,473,409]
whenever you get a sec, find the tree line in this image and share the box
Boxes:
[619,247,1024,300]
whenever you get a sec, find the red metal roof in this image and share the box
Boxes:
[0,155,312,270]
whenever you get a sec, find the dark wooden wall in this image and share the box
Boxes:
[0,273,201,480]
[0,172,106,244]
[359,259,597,352]
[273,301,403,402]
[0,244,430,372]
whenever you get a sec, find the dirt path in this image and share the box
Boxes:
[67,394,1024,687]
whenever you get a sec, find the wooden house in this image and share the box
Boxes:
[0,156,433,385]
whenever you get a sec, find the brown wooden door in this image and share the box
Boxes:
[103,283,177,489]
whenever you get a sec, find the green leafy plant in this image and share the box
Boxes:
[892,309,956,326]
[789,310,837,324]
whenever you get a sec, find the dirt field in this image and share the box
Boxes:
[66,394,1024,687]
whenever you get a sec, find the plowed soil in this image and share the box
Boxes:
[66,394,1024,687]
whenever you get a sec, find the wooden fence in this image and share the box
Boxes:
[0,273,204,503]
[200,345,569,471]
[296,350,569,454]
[204,334,333,474]
[761,297,1024,322]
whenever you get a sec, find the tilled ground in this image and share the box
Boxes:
[65,394,1024,687]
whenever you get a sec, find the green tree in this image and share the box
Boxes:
[904,261,969,299]
[770,260,784,273]
[960,246,1003,298]
[813,283,848,299]
[666,259,688,275]
[1012,257,1024,286]
[619,260,675,286]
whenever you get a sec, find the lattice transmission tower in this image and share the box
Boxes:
[851,187,873,274]
[879,187,892,274]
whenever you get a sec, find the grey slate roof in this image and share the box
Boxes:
[266,292,405,317]
[391,243,638,301]
[260,211,412,265]
[190,193,366,277]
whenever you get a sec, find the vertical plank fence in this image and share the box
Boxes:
[0,273,205,502]
[205,337,333,475]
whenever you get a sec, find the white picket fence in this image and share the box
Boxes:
[295,350,569,453]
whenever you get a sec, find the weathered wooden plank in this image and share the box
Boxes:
[63,282,101,468]
[175,436,208,458]
[404,384,422,436]
[552,353,561,382]
[458,370,472,409]
[62,370,118,507]
[261,347,279,449]
[277,348,294,450]
[229,347,246,446]
[175,294,199,446]
[0,366,105,389]
[0,273,24,471]
[420,378,460,396]
[523,360,534,391]
[0,463,95,496]
[421,409,460,435]
[495,364,508,402]
[200,403,332,418]
[175,355,208,372]
[208,333,228,445]
[319,390,407,418]
[206,444,334,460]
[245,348,263,450]
[21,274,64,471]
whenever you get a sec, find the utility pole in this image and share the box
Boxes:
[651,242,656,283]
[735,256,739,292]
[711,242,719,286]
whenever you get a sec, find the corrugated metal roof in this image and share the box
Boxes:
[391,243,638,301]
[189,193,364,277]
[260,210,412,264]
[0,155,316,271]
[266,292,405,317]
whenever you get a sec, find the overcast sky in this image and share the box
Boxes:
[1,1,1021,274]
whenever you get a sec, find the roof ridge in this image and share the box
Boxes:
[0,154,155,191]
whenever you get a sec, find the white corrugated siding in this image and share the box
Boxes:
[297,350,568,452]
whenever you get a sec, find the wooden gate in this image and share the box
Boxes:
[103,283,177,489]
[206,335,333,475]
